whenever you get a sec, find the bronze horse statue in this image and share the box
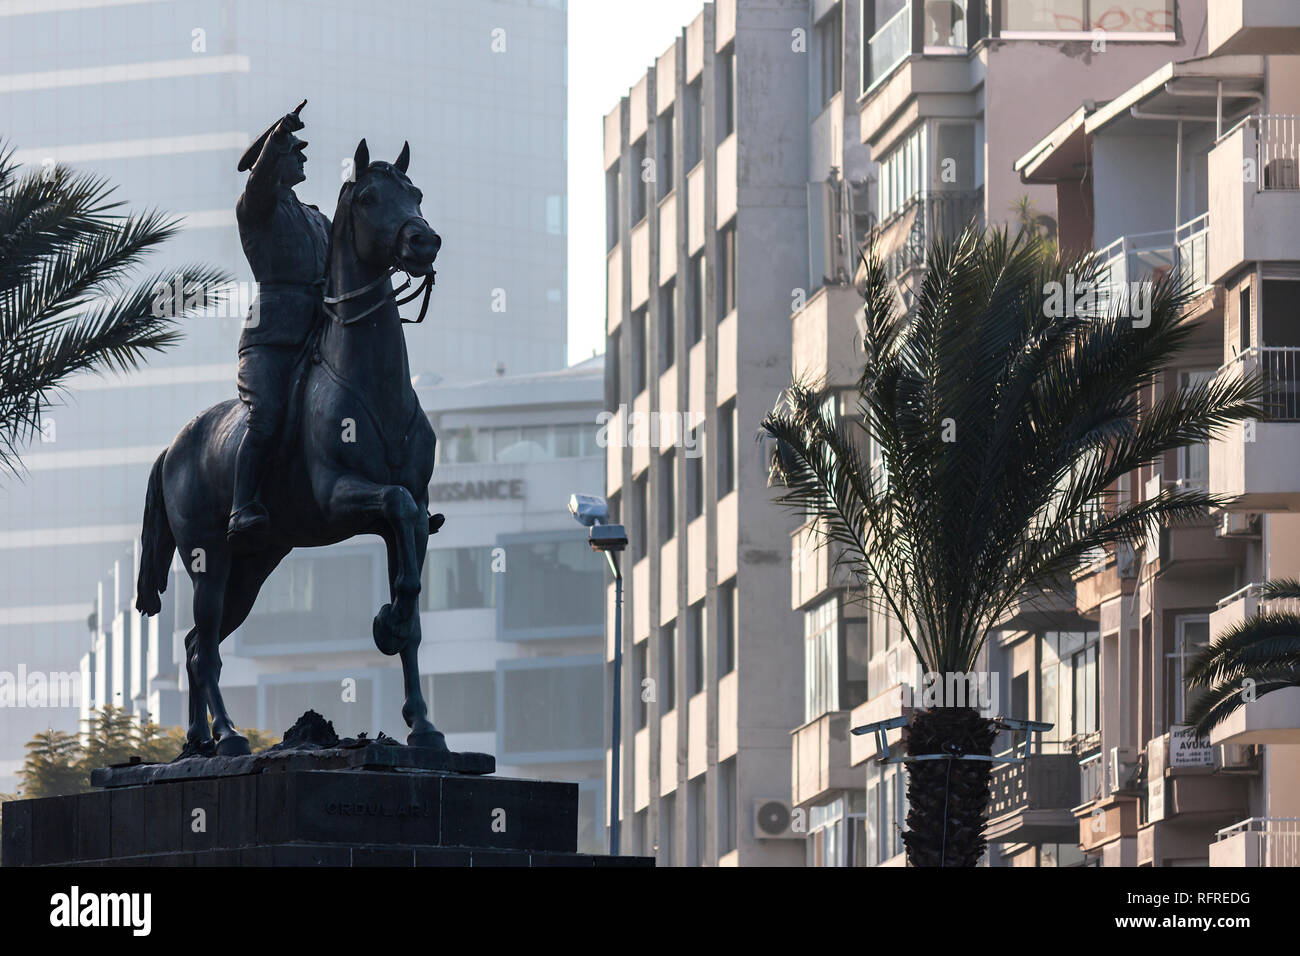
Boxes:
[135,139,445,756]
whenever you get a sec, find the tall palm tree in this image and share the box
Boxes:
[1185,578,1300,737]
[761,225,1258,866]
[0,143,229,471]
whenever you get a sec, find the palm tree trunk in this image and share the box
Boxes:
[902,707,997,867]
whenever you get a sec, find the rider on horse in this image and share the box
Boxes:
[229,100,331,551]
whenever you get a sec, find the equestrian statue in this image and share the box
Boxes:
[134,101,446,756]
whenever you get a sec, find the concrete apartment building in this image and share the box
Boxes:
[0,0,566,793]
[788,0,1215,867]
[79,359,611,853]
[602,0,823,865]
[1014,0,1300,867]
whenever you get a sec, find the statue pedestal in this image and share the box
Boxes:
[2,752,651,867]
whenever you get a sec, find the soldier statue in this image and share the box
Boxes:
[229,100,331,551]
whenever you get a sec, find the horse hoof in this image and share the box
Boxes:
[372,603,409,656]
[179,738,216,759]
[408,728,448,751]
[215,734,250,756]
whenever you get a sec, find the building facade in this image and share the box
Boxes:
[602,0,817,865]
[0,0,566,792]
[789,0,1219,867]
[1015,0,1300,867]
[80,358,610,852]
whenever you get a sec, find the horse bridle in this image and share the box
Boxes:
[321,215,437,327]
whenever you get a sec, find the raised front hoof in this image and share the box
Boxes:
[408,728,449,751]
[372,603,412,656]
[215,733,251,756]
[429,512,445,535]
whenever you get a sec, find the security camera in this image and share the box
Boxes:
[568,493,608,527]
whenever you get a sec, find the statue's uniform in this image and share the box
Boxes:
[236,191,330,438]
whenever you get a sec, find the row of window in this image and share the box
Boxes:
[630,579,738,729]
[633,755,738,864]
[607,45,737,249]
[420,539,604,635]
[435,422,602,465]
[625,400,737,562]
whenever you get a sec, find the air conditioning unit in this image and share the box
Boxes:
[753,799,803,840]
[1109,746,1138,792]
[1217,512,1260,538]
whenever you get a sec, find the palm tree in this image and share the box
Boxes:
[0,143,229,471]
[761,225,1259,866]
[1185,578,1300,737]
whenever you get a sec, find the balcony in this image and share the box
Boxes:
[1093,215,1210,314]
[1209,348,1300,510]
[1208,117,1300,283]
[1211,817,1300,866]
[1209,1,1300,56]
[791,285,868,390]
[1204,584,1300,745]
[865,0,974,93]
[1146,732,1249,830]
[791,711,860,808]
[985,749,1082,844]
[863,189,983,293]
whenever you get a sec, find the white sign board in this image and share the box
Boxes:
[1169,724,1215,768]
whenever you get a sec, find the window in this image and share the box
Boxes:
[688,600,706,696]
[500,660,604,756]
[864,768,907,865]
[422,547,496,611]
[1178,371,1213,488]
[718,757,737,856]
[659,280,676,373]
[805,596,840,721]
[630,136,649,224]
[607,328,621,405]
[424,671,496,733]
[686,431,704,520]
[718,46,737,140]
[718,400,737,495]
[634,639,649,729]
[660,791,676,866]
[809,794,868,867]
[933,121,975,193]
[659,449,676,541]
[687,253,705,344]
[717,224,737,318]
[660,622,677,712]
[656,108,675,200]
[817,7,843,107]
[631,306,649,395]
[719,579,736,676]
[878,125,924,222]
[500,538,604,633]
[1166,616,1210,727]
[1239,285,1252,354]
[1043,631,1100,738]
[688,774,707,866]
[606,162,620,250]
[633,473,648,561]
[1000,0,1175,34]
[684,80,703,170]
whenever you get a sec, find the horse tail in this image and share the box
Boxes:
[135,450,175,616]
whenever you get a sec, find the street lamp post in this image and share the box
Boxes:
[568,493,628,857]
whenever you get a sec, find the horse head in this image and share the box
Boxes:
[342,138,440,277]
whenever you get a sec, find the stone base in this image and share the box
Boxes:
[2,768,651,868]
[88,742,494,788]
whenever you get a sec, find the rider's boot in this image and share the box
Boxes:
[228,429,273,552]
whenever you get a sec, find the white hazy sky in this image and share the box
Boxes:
[566,0,708,365]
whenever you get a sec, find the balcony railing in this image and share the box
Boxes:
[865,189,984,284]
[1215,581,1300,617]
[1216,818,1300,867]
[1218,347,1300,422]
[1094,214,1209,311]
[868,3,912,89]
[1254,115,1300,192]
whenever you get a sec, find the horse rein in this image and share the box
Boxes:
[321,215,436,326]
